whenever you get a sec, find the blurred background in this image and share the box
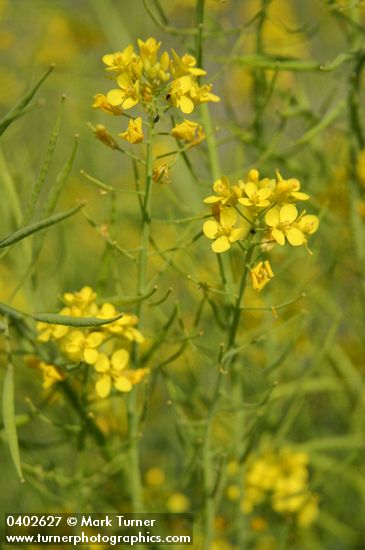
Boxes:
[1,1,365,548]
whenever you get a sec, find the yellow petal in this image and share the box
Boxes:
[87,332,104,348]
[83,348,99,365]
[96,374,112,398]
[122,97,139,110]
[220,207,237,228]
[114,375,133,392]
[272,228,285,246]
[106,89,125,106]
[111,349,129,371]
[280,204,298,223]
[244,181,257,199]
[212,236,231,253]
[94,353,110,373]
[203,220,219,239]
[203,196,221,204]
[265,208,280,227]
[229,228,245,242]
[286,227,305,246]
[179,95,194,114]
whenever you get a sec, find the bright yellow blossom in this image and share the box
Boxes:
[250,261,274,291]
[167,75,195,114]
[98,303,144,343]
[265,204,305,246]
[171,119,205,144]
[63,286,97,312]
[273,171,309,204]
[203,208,245,253]
[94,349,149,398]
[119,117,144,144]
[239,181,272,211]
[107,72,140,110]
[37,321,69,343]
[204,176,242,207]
[38,362,64,389]
[102,45,136,73]
[63,330,104,364]
[92,93,123,116]
[170,49,206,78]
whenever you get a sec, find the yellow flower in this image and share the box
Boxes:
[138,37,161,64]
[265,204,305,246]
[189,82,220,106]
[204,176,242,207]
[63,286,97,312]
[64,330,104,364]
[37,321,69,343]
[273,171,309,204]
[98,303,145,343]
[38,362,64,389]
[118,117,144,144]
[94,349,131,398]
[170,49,206,78]
[94,349,149,398]
[171,119,205,144]
[102,45,136,73]
[168,75,195,114]
[107,73,140,110]
[92,94,123,116]
[250,261,274,291]
[239,181,272,210]
[203,208,245,253]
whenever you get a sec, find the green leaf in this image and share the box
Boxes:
[2,318,24,482]
[0,65,54,137]
[32,312,123,327]
[0,202,85,249]
[23,95,66,225]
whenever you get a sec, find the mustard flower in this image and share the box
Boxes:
[170,49,206,78]
[189,82,220,106]
[118,117,144,144]
[239,181,272,211]
[203,176,242,207]
[107,73,140,110]
[273,171,309,204]
[250,261,274,291]
[64,330,104,364]
[138,37,161,65]
[265,204,305,246]
[63,286,97,312]
[38,362,64,389]
[167,75,195,114]
[102,45,136,73]
[37,321,69,343]
[98,303,144,343]
[171,119,205,144]
[92,94,123,116]
[94,349,149,398]
[203,207,245,253]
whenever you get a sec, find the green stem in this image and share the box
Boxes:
[127,114,155,513]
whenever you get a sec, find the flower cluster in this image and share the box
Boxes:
[93,37,219,145]
[203,169,319,254]
[35,286,149,398]
[239,448,319,528]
